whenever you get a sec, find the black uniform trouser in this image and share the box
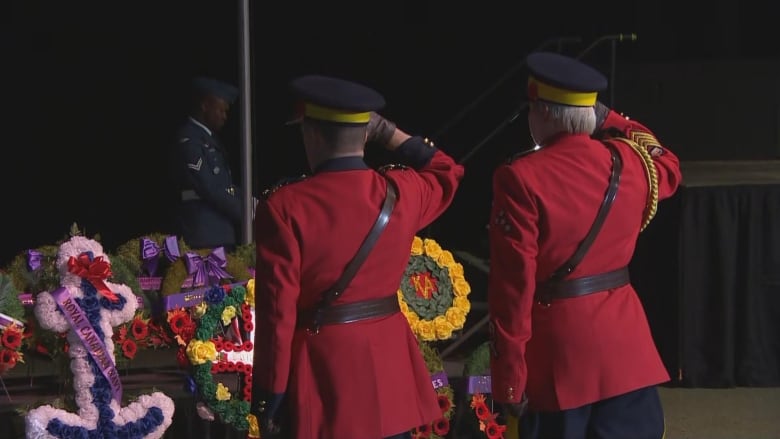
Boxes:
[519,385,664,439]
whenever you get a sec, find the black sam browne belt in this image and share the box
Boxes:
[535,266,630,306]
[297,294,400,329]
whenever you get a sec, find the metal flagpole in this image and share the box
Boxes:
[238,0,253,245]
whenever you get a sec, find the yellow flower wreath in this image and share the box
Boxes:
[398,237,471,341]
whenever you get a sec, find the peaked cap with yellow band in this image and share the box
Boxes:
[289,75,385,125]
[526,52,607,107]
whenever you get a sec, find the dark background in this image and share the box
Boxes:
[2,0,779,266]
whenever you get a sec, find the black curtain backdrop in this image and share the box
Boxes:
[677,184,780,387]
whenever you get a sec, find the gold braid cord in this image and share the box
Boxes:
[611,133,660,231]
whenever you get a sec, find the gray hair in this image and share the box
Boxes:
[546,102,597,135]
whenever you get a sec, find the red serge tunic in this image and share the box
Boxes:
[252,137,464,438]
[488,110,682,411]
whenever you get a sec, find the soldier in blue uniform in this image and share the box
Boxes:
[170,77,247,250]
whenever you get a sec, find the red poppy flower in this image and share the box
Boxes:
[0,349,18,368]
[414,423,431,438]
[178,323,196,343]
[432,417,450,436]
[485,420,507,439]
[226,362,237,372]
[121,339,137,359]
[244,322,254,332]
[474,401,491,420]
[437,394,452,413]
[242,341,253,351]
[113,325,128,343]
[1,327,22,350]
[168,312,189,335]
[131,318,149,340]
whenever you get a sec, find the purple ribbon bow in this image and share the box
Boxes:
[27,249,43,271]
[140,235,181,276]
[184,247,232,287]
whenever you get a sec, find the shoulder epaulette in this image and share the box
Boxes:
[506,145,542,164]
[261,174,308,199]
[378,163,410,174]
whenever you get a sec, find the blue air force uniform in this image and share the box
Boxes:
[171,78,242,249]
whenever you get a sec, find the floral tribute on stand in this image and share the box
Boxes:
[462,342,508,439]
[0,271,27,375]
[163,277,258,438]
[398,237,472,341]
[411,341,455,439]
[24,236,174,439]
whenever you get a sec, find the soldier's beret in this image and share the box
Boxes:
[192,77,239,104]
[288,75,385,125]
[525,52,607,107]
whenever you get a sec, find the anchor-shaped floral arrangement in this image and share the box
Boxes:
[24,236,175,439]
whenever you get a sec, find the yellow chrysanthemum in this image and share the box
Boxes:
[245,278,256,306]
[445,306,467,328]
[186,339,217,365]
[453,278,471,297]
[417,320,437,341]
[437,250,456,268]
[247,414,260,438]
[221,305,237,326]
[448,262,465,280]
[411,236,424,256]
[193,302,209,319]
[454,296,471,314]
[433,316,455,339]
[423,239,442,259]
[215,382,232,401]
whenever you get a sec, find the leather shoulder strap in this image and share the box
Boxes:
[309,179,398,332]
[548,142,622,281]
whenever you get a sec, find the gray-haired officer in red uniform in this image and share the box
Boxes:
[487,52,682,438]
[251,75,464,439]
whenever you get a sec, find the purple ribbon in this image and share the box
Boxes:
[431,371,449,390]
[27,249,43,271]
[140,238,161,276]
[163,281,246,311]
[18,293,34,307]
[140,235,181,276]
[0,312,24,331]
[51,287,123,403]
[466,375,492,395]
[163,235,181,262]
[184,247,232,288]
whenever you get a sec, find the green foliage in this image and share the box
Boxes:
[463,341,491,376]
[0,271,24,320]
[113,233,191,278]
[8,245,60,294]
[400,255,454,320]
[161,249,252,296]
[107,253,142,297]
[232,243,256,270]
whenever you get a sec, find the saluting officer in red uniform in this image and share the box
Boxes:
[251,75,465,439]
[488,52,683,438]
